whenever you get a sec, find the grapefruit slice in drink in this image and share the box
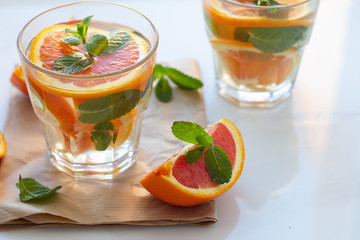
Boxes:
[211,39,300,87]
[140,118,245,206]
[21,23,154,152]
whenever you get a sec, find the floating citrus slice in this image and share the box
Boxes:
[140,118,245,206]
[211,39,300,87]
[0,131,6,159]
[28,24,152,99]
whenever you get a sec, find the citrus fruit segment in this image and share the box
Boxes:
[140,118,245,206]
[211,38,300,87]
[10,65,28,95]
[28,24,151,98]
[0,131,7,159]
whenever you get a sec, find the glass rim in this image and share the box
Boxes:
[16,1,159,80]
[222,0,313,9]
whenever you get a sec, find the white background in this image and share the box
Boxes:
[0,0,359,239]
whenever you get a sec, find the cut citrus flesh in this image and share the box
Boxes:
[0,131,6,158]
[28,24,152,99]
[211,39,300,87]
[10,65,28,95]
[140,118,245,206]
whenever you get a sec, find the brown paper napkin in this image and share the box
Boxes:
[0,59,217,229]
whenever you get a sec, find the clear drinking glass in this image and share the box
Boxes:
[17,2,158,179]
[203,0,320,107]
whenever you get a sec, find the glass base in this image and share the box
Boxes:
[217,80,294,108]
[49,147,138,180]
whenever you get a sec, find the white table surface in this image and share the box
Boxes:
[1,0,359,239]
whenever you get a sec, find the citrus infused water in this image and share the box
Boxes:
[17,3,158,179]
[203,0,319,106]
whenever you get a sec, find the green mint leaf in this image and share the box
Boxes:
[185,146,205,164]
[255,0,282,13]
[77,23,85,43]
[166,68,203,90]
[81,15,93,38]
[155,77,172,102]
[16,175,62,202]
[113,129,119,144]
[205,145,232,184]
[65,28,83,40]
[82,34,109,56]
[171,121,213,145]
[61,35,83,46]
[249,26,306,53]
[204,12,217,37]
[52,52,94,74]
[153,64,168,81]
[100,31,131,55]
[196,133,212,148]
[78,89,141,123]
[234,27,250,42]
[90,121,114,151]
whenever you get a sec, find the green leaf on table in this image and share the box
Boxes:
[101,31,131,55]
[155,77,172,102]
[16,175,62,202]
[52,52,94,74]
[185,146,205,164]
[171,121,213,145]
[61,35,83,46]
[166,67,203,90]
[249,26,306,53]
[78,89,141,123]
[90,121,115,151]
[153,64,168,80]
[82,34,109,56]
[205,145,232,184]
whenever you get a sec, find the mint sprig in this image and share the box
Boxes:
[171,121,232,184]
[255,0,282,13]
[16,175,62,202]
[53,16,131,74]
[153,64,203,103]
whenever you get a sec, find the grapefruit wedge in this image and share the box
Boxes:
[140,118,245,206]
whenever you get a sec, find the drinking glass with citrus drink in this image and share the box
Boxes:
[17,2,158,179]
[203,0,320,107]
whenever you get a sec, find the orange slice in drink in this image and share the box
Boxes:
[0,131,6,159]
[140,118,245,206]
[10,65,28,95]
[211,39,300,87]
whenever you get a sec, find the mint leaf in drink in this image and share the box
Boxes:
[249,26,306,53]
[16,175,62,202]
[65,28,83,42]
[78,15,93,43]
[52,52,94,74]
[61,35,83,46]
[101,31,131,55]
[185,146,205,164]
[113,129,119,144]
[204,12,218,37]
[78,89,141,123]
[82,34,109,56]
[90,121,114,151]
[155,77,172,102]
[171,121,213,145]
[166,67,203,90]
[255,0,282,13]
[205,145,232,184]
[234,27,250,42]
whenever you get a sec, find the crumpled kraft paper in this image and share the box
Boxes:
[0,59,217,230]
